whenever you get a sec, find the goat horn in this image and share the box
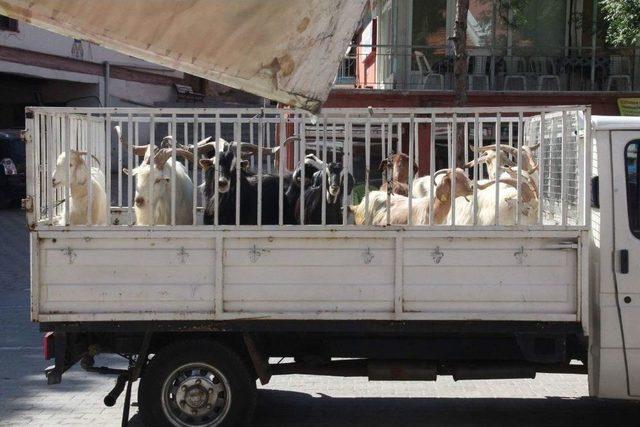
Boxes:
[463,155,490,169]
[433,168,451,179]
[474,180,496,190]
[114,124,150,156]
[175,148,195,163]
[76,151,102,167]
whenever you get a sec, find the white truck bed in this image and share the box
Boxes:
[33,228,585,323]
[26,106,590,330]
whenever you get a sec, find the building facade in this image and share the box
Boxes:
[328,0,639,115]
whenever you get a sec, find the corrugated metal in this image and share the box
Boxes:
[0,0,366,111]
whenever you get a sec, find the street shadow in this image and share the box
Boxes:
[125,389,640,427]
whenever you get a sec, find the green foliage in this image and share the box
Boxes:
[601,0,640,46]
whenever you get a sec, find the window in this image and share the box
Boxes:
[0,16,18,32]
[626,141,640,238]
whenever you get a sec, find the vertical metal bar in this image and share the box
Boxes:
[249,119,255,170]
[47,115,54,225]
[364,118,371,225]
[127,115,133,225]
[429,113,436,225]
[538,112,545,225]
[342,116,350,225]
[63,115,70,226]
[464,121,469,163]
[494,113,501,226]
[293,117,300,167]
[257,114,263,227]
[183,121,189,171]
[561,111,568,226]
[234,115,241,226]
[31,113,40,224]
[408,114,414,226]
[171,114,177,226]
[315,123,320,158]
[117,120,122,207]
[149,115,156,226]
[85,115,93,226]
[381,123,386,161]
[214,116,220,226]
[584,107,592,227]
[397,120,402,154]
[394,236,404,316]
[266,122,272,174]
[299,119,306,225]
[193,117,199,226]
[414,116,419,167]
[321,115,327,226]
[473,114,479,225]
[387,114,393,155]
[105,113,111,225]
[516,112,523,225]
[278,115,285,225]
[451,113,457,226]
[332,122,337,163]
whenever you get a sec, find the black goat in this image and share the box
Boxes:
[200,146,324,225]
[296,162,354,225]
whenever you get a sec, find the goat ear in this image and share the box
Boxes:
[122,168,130,176]
[240,159,250,170]
[199,158,214,170]
[378,159,387,172]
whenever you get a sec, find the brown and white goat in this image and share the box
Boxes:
[378,153,419,196]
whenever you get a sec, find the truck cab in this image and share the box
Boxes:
[590,116,640,399]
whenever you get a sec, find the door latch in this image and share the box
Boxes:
[620,249,629,274]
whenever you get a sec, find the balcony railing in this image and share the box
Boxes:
[334,44,639,92]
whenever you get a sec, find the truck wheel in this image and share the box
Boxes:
[139,340,256,427]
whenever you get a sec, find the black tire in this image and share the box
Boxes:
[139,340,256,427]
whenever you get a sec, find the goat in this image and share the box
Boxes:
[448,175,539,225]
[378,152,418,196]
[51,150,107,225]
[296,162,354,224]
[200,142,283,225]
[117,126,195,225]
[369,168,491,225]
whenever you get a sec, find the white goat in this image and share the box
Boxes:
[448,177,539,225]
[117,126,197,225]
[411,147,515,198]
[51,150,107,225]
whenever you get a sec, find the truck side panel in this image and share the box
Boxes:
[35,231,581,323]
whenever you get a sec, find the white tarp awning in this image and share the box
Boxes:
[0,0,365,112]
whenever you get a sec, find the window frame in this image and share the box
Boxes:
[624,139,640,239]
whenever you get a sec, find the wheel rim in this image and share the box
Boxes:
[161,362,232,427]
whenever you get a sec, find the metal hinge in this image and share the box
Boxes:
[21,196,33,212]
[248,245,270,263]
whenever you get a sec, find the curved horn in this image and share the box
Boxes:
[463,155,490,169]
[114,125,149,156]
[76,151,102,167]
[528,142,540,151]
[433,168,451,179]
[471,145,495,153]
[474,180,496,190]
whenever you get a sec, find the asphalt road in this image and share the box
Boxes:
[0,209,638,426]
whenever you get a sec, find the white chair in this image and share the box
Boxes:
[607,56,632,91]
[468,56,489,90]
[530,57,560,91]
[414,50,445,90]
[503,56,527,91]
